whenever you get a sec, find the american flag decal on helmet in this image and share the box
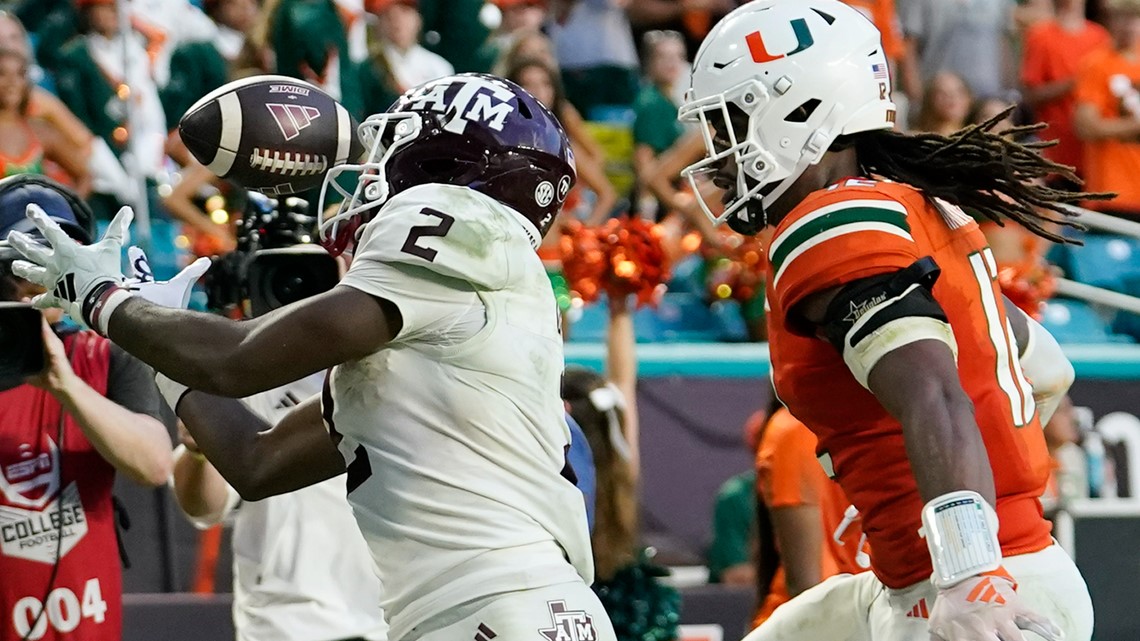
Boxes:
[266,103,322,140]
[872,63,888,80]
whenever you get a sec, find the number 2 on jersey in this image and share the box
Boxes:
[401,208,455,262]
[968,247,1036,427]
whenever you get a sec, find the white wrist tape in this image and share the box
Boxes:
[155,373,190,413]
[919,490,1001,588]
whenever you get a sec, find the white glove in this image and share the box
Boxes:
[928,567,1064,641]
[7,204,130,326]
[124,246,210,310]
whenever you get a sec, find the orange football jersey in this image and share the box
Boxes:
[765,179,1053,589]
[753,408,868,626]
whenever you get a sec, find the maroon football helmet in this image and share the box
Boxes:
[319,74,577,256]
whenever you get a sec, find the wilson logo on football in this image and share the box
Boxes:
[266,103,321,141]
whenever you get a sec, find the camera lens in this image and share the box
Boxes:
[248,252,339,317]
[0,303,44,391]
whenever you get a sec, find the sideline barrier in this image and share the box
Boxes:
[565,342,1140,379]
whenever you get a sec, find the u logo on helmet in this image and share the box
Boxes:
[745,18,814,63]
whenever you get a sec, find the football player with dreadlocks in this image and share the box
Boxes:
[679,2,1093,641]
[7,74,616,641]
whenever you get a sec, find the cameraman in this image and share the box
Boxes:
[170,195,387,641]
[0,176,172,641]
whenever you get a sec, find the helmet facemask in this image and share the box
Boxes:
[319,111,423,256]
[680,77,836,235]
[678,0,897,235]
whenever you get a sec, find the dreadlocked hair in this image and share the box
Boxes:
[832,106,1114,244]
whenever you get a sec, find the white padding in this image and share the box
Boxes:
[920,490,1002,588]
[207,92,243,176]
[335,103,351,165]
[1019,314,1074,426]
[844,315,958,389]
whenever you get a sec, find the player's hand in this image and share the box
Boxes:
[124,246,210,310]
[928,567,1063,641]
[7,204,131,324]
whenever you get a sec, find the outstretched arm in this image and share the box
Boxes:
[169,390,345,501]
[107,285,399,398]
[798,284,994,504]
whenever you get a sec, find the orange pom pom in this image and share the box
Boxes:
[561,220,608,304]
[704,230,766,303]
[999,261,1056,321]
[560,217,671,307]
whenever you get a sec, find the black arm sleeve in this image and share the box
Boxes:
[819,257,946,352]
[106,344,164,420]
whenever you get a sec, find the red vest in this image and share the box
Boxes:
[0,331,122,641]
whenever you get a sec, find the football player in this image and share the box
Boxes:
[677,2,1090,641]
[7,74,617,641]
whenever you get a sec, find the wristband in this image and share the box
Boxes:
[919,490,1002,588]
[155,373,191,414]
[84,281,133,336]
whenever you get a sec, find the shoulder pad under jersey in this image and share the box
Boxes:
[352,184,538,290]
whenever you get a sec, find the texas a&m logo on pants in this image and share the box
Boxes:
[538,600,597,641]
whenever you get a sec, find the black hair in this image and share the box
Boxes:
[833,106,1113,243]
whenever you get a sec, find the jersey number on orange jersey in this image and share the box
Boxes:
[967,247,1036,427]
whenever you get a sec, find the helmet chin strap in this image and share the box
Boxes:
[726,137,824,235]
[726,193,766,235]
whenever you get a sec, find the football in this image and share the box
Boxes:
[179,75,365,196]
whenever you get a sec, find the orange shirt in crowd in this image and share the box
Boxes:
[766,179,1054,590]
[1021,19,1110,175]
[753,408,867,626]
[841,0,904,62]
[1074,47,1140,214]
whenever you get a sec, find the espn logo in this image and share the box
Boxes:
[266,103,321,141]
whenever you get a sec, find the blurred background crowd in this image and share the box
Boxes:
[4,0,1140,637]
[6,0,1140,346]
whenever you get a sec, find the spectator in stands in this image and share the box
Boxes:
[55,0,168,221]
[493,28,561,77]
[1021,0,1110,182]
[632,29,688,216]
[161,164,240,256]
[0,12,96,190]
[161,0,260,130]
[563,293,681,641]
[706,409,762,587]
[126,0,220,88]
[1074,0,1140,217]
[417,0,491,73]
[0,176,172,641]
[841,0,921,118]
[478,0,548,75]
[367,0,453,94]
[1042,395,1090,509]
[626,0,734,60]
[272,0,365,119]
[751,402,869,629]
[0,50,90,196]
[548,0,641,118]
[901,0,1016,107]
[506,57,617,224]
[913,70,973,135]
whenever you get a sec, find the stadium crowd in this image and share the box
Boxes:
[0,0,1139,639]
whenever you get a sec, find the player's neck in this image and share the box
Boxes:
[767,147,860,225]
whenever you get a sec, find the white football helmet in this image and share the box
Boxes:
[679,0,896,232]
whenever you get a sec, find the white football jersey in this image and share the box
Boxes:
[181,374,389,641]
[328,184,593,639]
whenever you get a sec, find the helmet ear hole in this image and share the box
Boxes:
[784,99,822,123]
